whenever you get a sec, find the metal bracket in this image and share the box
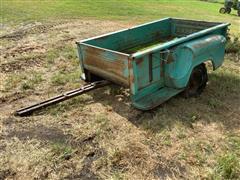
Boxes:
[160,49,171,62]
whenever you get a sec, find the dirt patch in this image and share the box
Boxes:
[2,44,46,59]
[0,22,65,40]
[62,133,107,179]
[71,133,97,147]
[0,55,45,73]
[1,89,49,107]
[0,91,26,103]
[153,156,186,179]
[65,149,104,180]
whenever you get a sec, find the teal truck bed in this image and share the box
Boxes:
[76,18,230,110]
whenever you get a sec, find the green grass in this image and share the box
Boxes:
[212,153,240,179]
[21,73,43,90]
[51,70,80,86]
[1,0,239,35]
[51,142,75,160]
[4,71,42,91]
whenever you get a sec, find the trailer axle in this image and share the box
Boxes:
[15,80,110,116]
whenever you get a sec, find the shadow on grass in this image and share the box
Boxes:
[90,71,240,133]
[5,123,72,143]
[29,70,239,133]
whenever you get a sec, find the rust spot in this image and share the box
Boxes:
[166,54,174,64]
[136,57,144,65]
[191,36,221,49]
[130,73,134,85]
[160,60,164,77]
[128,57,133,69]
[84,46,129,86]
[128,57,135,90]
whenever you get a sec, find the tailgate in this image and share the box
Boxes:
[77,43,130,87]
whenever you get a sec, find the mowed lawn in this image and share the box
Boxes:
[0,0,240,179]
[1,0,240,35]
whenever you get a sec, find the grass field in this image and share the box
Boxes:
[0,0,240,179]
[1,0,240,35]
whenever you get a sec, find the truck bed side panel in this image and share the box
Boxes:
[84,18,171,53]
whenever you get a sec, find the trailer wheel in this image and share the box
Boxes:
[182,63,208,98]
[219,7,226,14]
[226,7,231,14]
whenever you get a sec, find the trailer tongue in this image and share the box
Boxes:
[15,80,109,116]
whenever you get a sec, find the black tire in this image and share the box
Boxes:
[182,63,208,98]
[226,7,231,14]
[238,10,240,16]
[219,7,226,14]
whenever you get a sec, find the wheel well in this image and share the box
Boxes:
[204,60,215,71]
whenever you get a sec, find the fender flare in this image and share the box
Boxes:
[164,35,226,89]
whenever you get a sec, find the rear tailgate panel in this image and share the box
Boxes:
[78,43,130,86]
